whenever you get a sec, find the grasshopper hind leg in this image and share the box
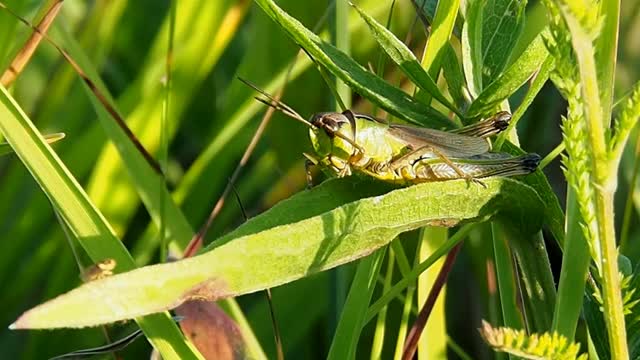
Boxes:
[390,145,486,187]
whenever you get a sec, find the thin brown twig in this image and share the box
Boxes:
[1,0,64,87]
[182,82,286,257]
[229,183,285,360]
[402,242,463,360]
[0,2,163,174]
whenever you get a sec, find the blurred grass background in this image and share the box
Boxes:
[0,0,638,358]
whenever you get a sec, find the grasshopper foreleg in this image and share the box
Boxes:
[303,153,319,189]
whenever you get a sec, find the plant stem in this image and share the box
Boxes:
[562,9,628,357]
[596,188,628,358]
[564,13,629,359]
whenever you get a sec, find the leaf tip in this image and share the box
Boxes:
[9,311,33,330]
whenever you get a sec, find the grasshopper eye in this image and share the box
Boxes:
[311,113,349,136]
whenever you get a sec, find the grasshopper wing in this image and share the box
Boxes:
[387,124,490,158]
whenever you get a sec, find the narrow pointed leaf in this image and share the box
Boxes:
[352,4,462,117]
[13,176,544,329]
[462,0,484,97]
[468,33,550,117]
[0,132,64,156]
[253,0,452,128]
[0,86,201,359]
[416,0,461,106]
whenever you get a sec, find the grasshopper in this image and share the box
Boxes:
[240,79,540,186]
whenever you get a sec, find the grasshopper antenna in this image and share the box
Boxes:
[238,77,316,129]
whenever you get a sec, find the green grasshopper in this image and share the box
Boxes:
[241,79,540,186]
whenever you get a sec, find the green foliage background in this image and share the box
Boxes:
[0,0,638,359]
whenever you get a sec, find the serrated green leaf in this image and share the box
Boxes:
[12,176,544,329]
[481,0,527,84]
[626,262,640,359]
[253,0,452,128]
[611,79,640,162]
[480,321,588,360]
[468,33,550,117]
[352,4,462,117]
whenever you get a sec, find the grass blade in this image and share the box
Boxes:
[416,0,461,106]
[254,0,452,128]
[352,3,462,117]
[327,249,386,360]
[0,85,202,359]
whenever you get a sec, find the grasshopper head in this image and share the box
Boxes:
[308,112,356,160]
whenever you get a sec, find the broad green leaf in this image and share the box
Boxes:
[462,0,485,97]
[13,176,544,328]
[0,86,202,359]
[467,33,550,117]
[481,0,526,84]
[352,4,462,117]
[253,0,453,128]
[510,230,557,331]
[442,45,470,110]
[503,141,565,246]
